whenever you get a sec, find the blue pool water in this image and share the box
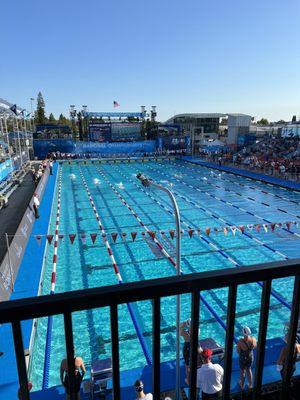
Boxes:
[29,158,300,389]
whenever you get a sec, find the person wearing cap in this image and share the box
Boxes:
[133,379,153,399]
[197,348,223,399]
[236,326,257,390]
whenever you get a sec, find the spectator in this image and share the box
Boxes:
[133,379,153,399]
[32,192,40,219]
[18,382,33,399]
[49,159,53,175]
[236,326,257,390]
[60,350,86,400]
[197,348,223,399]
[277,334,300,383]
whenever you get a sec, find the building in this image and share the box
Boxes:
[165,113,252,146]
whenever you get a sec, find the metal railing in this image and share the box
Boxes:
[0,259,300,400]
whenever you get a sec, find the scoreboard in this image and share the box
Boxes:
[88,122,142,142]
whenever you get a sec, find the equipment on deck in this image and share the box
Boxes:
[90,358,112,399]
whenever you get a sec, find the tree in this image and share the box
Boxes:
[35,91,46,124]
[58,113,68,125]
[257,118,269,125]
[48,113,56,123]
[292,115,297,123]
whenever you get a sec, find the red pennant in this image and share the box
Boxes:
[46,234,53,244]
[270,223,276,232]
[58,234,64,242]
[80,233,87,244]
[255,224,261,232]
[102,234,107,244]
[35,235,42,245]
[90,233,97,244]
[69,234,76,244]
[111,233,118,243]
[169,230,175,239]
[148,231,156,240]
[286,222,291,230]
[188,229,194,238]
[131,232,137,241]
[238,226,245,234]
[205,227,211,236]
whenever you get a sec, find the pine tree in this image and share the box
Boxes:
[49,113,56,123]
[35,92,46,124]
[58,113,68,124]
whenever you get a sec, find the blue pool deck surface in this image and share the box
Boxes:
[183,156,300,192]
[0,163,58,399]
[1,158,300,399]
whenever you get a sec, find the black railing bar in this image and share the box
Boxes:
[0,259,300,324]
[281,276,300,399]
[110,304,120,399]
[222,285,237,400]
[12,321,30,400]
[63,313,76,400]
[253,279,272,399]
[189,290,200,400]
[152,297,160,400]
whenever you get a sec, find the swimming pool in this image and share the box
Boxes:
[29,158,300,389]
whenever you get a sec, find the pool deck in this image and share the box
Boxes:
[182,156,300,192]
[29,337,300,399]
[0,163,58,399]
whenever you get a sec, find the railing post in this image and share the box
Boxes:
[12,321,30,400]
[110,304,120,399]
[189,290,200,400]
[63,312,76,400]
[222,284,237,400]
[281,275,300,399]
[253,279,271,399]
[152,297,161,400]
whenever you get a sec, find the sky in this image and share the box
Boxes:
[1,0,300,122]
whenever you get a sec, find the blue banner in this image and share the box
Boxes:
[0,159,13,182]
[83,111,144,118]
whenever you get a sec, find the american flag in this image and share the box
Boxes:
[113,100,120,108]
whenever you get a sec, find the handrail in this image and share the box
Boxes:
[1,258,299,324]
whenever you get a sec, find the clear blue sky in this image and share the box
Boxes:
[1,0,299,121]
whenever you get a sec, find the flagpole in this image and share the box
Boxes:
[15,117,23,167]
[3,115,14,175]
[22,113,30,163]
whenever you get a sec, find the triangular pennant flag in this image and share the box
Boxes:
[35,235,42,245]
[255,224,261,232]
[214,227,219,235]
[205,227,211,236]
[223,227,228,236]
[247,224,254,231]
[46,234,54,244]
[188,229,194,238]
[169,230,175,239]
[180,229,184,236]
[160,231,165,236]
[122,232,127,241]
[69,234,76,244]
[270,223,276,232]
[238,226,245,234]
[111,232,118,243]
[231,226,237,236]
[90,233,97,244]
[102,234,107,244]
[131,232,137,241]
[58,234,64,242]
[197,228,201,235]
[286,222,291,230]
[141,231,146,238]
[263,224,268,233]
[80,233,87,244]
[148,231,156,240]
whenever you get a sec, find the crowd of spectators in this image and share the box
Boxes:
[200,134,300,181]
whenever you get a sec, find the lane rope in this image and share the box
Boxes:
[78,166,152,365]
[42,168,63,389]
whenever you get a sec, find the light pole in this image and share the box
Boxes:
[136,173,182,400]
